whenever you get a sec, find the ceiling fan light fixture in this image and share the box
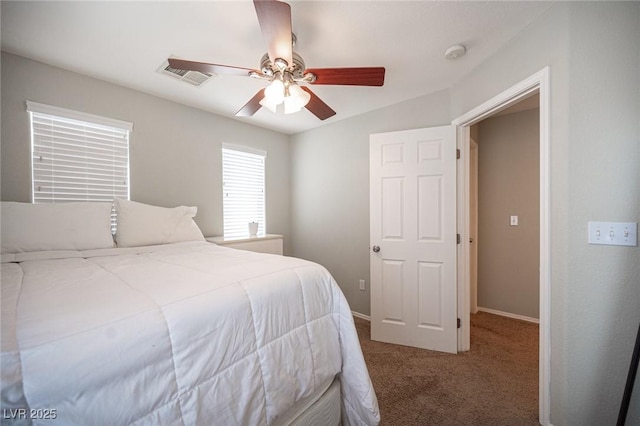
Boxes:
[284,84,311,114]
[259,96,278,113]
[263,78,285,104]
[260,72,310,115]
[283,95,302,114]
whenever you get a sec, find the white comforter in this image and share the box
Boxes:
[1,242,379,425]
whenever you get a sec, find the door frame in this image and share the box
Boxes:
[452,66,551,425]
[469,138,478,315]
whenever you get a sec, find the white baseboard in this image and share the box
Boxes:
[477,307,539,324]
[351,311,371,321]
[354,308,536,324]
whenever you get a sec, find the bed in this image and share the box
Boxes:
[0,200,380,425]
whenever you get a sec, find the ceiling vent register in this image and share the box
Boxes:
[158,60,214,87]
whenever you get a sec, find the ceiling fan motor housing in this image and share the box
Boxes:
[260,52,307,80]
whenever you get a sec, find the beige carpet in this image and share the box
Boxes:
[355,312,539,425]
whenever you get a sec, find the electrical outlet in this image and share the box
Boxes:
[359,279,366,291]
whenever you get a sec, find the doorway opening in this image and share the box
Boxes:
[470,94,541,421]
[469,94,540,323]
[452,67,551,425]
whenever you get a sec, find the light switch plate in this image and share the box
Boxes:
[510,215,518,226]
[588,222,637,246]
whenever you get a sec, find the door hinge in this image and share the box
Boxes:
[457,318,461,329]
[457,233,461,244]
[456,148,461,159]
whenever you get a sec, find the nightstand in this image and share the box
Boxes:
[206,234,283,255]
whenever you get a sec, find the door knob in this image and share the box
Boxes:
[372,245,381,253]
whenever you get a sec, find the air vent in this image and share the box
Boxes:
[157,60,215,87]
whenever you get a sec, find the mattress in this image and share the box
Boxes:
[0,241,379,425]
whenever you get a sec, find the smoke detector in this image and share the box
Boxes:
[444,44,466,60]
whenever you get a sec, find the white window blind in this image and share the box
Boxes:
[222,144,266,239]
[27,101,132,230]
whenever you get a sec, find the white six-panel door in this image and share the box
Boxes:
[370,125,457,354]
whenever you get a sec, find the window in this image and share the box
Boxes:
[222,144,266,239]
[27,101,132,230]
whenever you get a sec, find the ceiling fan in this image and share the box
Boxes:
[167,0,385,121]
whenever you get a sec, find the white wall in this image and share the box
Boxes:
[291,2,640,425]
[1,52,292,252]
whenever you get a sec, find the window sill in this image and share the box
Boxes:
[206,234,283,255]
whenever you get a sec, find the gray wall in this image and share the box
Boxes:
[291,2,639,425]
[452,3,639,424]
[0,52,292,253]
[290,89,451,315]
[476,108,540,319]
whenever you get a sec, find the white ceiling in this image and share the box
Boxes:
[1,1,554,135]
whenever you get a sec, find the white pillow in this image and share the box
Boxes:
[114,198,205,248]
[0,201,114,253]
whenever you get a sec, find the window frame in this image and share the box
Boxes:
[26,101,133,204]
[221,143,267,239]
[26,101,133,232]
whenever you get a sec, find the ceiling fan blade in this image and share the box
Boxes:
[301,87,336,120]
[305,67,386,86]
[168,58,257,77]
[253,0,293,66]
[236,89,266,117]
